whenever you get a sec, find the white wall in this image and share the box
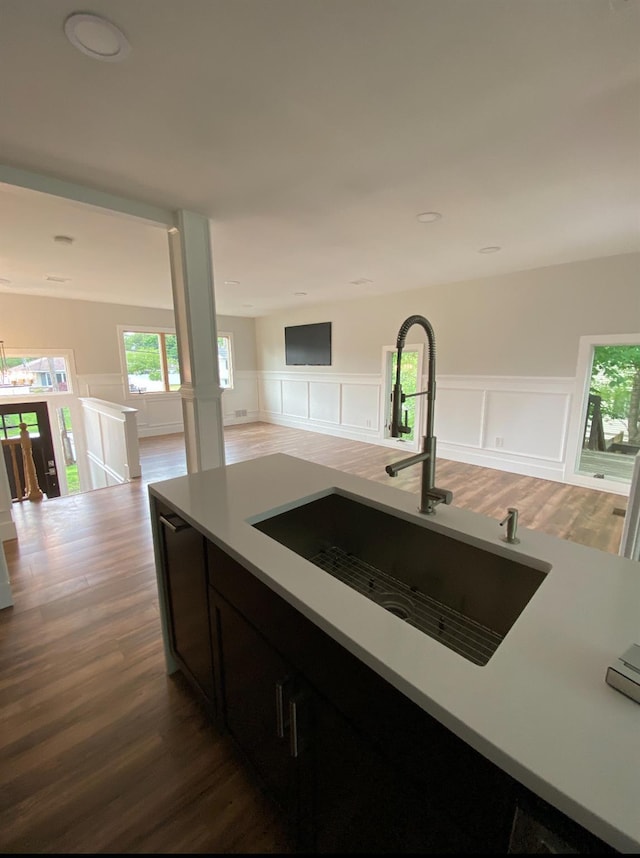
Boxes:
[255,253,640,489]
[256,254,640,375]
[2,254,638,490]
[0,293,260,435]
[216,314,260,426]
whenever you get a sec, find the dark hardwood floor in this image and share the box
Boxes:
[0,422,627,853]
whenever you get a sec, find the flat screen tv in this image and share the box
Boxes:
[285,322,332,366]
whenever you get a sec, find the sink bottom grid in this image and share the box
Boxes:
[309,545,503,666]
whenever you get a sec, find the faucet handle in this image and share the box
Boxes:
[429,487,453,506]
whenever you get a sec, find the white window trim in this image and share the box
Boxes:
[217,331,234,391]
[564,332,640,496]
[118,324,181,401]
[378,342,424,452]
[0,347,78,398]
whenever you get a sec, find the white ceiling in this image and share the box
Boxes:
[0,0,638,317]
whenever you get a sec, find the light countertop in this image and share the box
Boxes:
[149,453,640,853]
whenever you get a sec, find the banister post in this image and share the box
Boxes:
[19,423,44,502]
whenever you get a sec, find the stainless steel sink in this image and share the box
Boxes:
[252,491,550,665]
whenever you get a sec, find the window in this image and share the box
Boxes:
[218,333,234,390]
[121,328,233,394]
[381,343,424,451]
[122,329,180,394]
[0,351,72,395]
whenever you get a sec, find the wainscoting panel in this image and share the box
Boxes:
[221,372,260,424]
[80,397,141,489]
[282,380,309,419]
[341,383,380,431]
[259,377,283,415]
[258,370,581,485]
[484,390,570,461]
[309,382,341,424]
[80,372,260,436]
[76,373,124,403]
[136,395,183,438]
[434,388,485,448]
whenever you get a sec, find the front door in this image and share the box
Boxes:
[0,401,60,499]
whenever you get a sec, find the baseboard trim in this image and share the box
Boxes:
[0,519,18,543]
[258,414,569,483]
[259,412,381,446]
[137,422,184,438]
[0,578,14,610]
[436,442,565,482]
[223,410,260,426]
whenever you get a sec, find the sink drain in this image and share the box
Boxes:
[376,592,414,622]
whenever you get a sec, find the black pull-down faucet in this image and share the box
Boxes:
[385,314,453,515]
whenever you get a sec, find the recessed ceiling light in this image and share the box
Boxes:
[478,246,501,254]
[53,235,74,245]
[45,275,71,283]
[416,212,442,223]
[0,278,11,285]
[64,13,131,63]
[242,303,254,308]
[294,292,307,296]
[350,278,373,286]
[224,280,240,286]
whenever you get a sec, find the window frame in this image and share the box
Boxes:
[0,348,76,397]
[118,325,181,398]
[217,331,234,391]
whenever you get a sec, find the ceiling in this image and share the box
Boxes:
[0,0,638,317]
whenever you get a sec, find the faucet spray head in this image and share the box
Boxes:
[390,383,409,437]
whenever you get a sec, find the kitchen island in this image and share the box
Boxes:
[149,453,639,853]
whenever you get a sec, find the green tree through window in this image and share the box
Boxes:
[590,345,640,445]
[391,350,420,442]
[123,331,181,392]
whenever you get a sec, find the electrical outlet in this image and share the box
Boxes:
[366,418,371,428]
[495,436,504,448]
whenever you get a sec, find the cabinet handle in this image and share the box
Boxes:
[275,679,287,739]
[289,694,306,758]
[159,514,190,533]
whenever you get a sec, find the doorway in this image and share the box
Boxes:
[567,334,640,493]
[381,344,424,450]
[0,402,60,500]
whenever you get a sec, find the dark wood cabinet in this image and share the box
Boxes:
[155,501,215,707]
[153,504,618,854]
[206,539,516,853]
[210,581,424,852]
[210,592,301,827]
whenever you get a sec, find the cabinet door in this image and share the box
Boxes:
[309,688,474,854]
[310,687,406,853]
[158,506,214,702]
[211,591,299,825]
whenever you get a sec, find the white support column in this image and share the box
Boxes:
[168,211,225,473]
[0,456,15,609]
[0,454,17,544]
